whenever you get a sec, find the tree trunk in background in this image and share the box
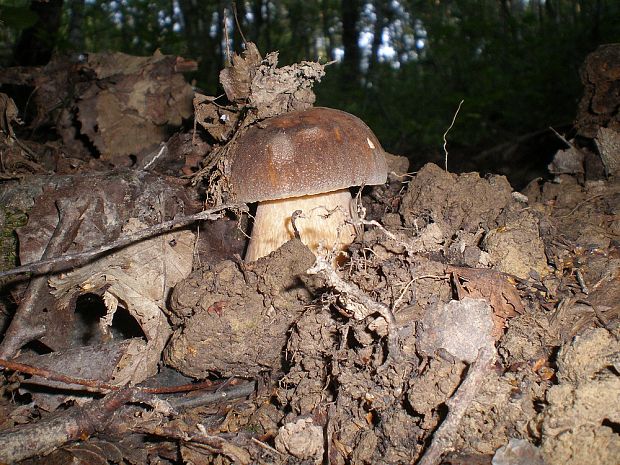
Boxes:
[232,0,248,52]
[67,0,85,53]
[590,0,602,42]
[499,0,517,39]
[340,0,361,85]
[13,0,64,66]
[251,0,263,44]
[178,0,223,93]
[118,2,132,53]
[288,2,312,61]
[264,0,272,51]
[367,0,386,82]
[320,0,333,60]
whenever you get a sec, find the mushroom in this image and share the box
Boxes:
[229,107,388,262]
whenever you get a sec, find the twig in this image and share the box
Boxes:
[0,373,254,463]
[443,99,464,172]
[548,126,571,146]
[575,269,589,295]
[0,357,228,395]
[137,425,252,464]
[0,388,135,464]
[0,357,256,402]
[415,346,496,465]
[0,203,245,278]
[232,1,248,45]
[556,194,603,219]
[392,275,446,312]
[0,198,90,358]
[168,381,256,410]
[138,142,168,170]
[307,255,400,366]
[251,437,281,456]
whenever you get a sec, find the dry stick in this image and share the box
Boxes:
[307,255,400,366]
[2,382,254,460]
[549,125,579,150]
[167,380,255,411]
[0,381,256,464]
[0,357,226,395]
[0,203,245,279]
[416,346,496,465]
[0,388,134,464]
[138,424,252,465]
[0,198,90,359]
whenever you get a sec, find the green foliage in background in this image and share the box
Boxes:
[1,0,619,157]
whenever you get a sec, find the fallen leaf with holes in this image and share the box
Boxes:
[447,265,524,339]
[14,170,197,352]
[50,218,195,384]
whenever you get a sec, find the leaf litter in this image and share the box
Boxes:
[0,44,618,465]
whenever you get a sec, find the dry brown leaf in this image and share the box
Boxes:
[50,220,195,384]
[448,265,524,339]
[219,42,263,103]
[75,51,194,163]
[193,93,240,142]
[0,92,20,137]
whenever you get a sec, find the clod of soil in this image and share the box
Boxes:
[540,328,620,465]
[164,239,316,377]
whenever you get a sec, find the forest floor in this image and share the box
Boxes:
[0,45,618,465]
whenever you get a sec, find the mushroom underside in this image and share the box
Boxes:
[244,189,357,262]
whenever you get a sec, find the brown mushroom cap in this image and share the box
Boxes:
[229,107,388,203]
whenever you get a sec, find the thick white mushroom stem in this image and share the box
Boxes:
[245,188,357,263]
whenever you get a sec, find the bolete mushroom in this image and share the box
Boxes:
[229,107,388,262]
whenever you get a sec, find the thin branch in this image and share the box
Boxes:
[548,125,574,148]
[0,380,255,464]
[556,194,603,219]
[232,1,248,45]
[138,424,252,464]
[0,357,233,395]
[0,198,90,358]
[0,203,246,278]
[0,388,135,464]
[416,346,496,465]
[167,381,256,410]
